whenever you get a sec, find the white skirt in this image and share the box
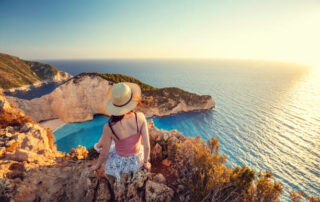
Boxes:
[105,142,144,181]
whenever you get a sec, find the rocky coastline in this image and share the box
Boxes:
[0,53,72,91]
[7,73,215,123]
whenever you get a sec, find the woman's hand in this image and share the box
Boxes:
[89,164,100,171]
[94,143,102,153]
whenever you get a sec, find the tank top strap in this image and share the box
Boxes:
[134,112,139,133]
[108,121,119,140]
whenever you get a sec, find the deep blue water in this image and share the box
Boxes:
[45,59,319,200]
[4,82,62,100]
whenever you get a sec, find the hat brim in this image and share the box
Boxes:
[105,82,141,116]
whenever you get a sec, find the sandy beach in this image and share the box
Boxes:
[40,119,66,132]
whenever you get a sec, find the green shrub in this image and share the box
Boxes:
[173,137,283,202]
[73,72,157,92]
[46,128,56,150]
[0,111,34,128]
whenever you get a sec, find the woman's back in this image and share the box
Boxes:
[107,112,142,140]
[107,112,144,157]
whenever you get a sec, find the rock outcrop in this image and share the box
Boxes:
[0,93,64,178]
[7,73,215,122]
[0,53,72,91]
[26,60,71,83]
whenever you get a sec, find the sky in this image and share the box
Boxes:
[0,0,319,66]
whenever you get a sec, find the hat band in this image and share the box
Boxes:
[113,92,133,108]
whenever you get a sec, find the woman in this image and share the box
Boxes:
[89,82,151,181]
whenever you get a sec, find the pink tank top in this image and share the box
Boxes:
[114,133,142,157]
[108,112,142,157]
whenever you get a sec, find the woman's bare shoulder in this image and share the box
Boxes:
[103,122,111,133]
[136,112,146,121]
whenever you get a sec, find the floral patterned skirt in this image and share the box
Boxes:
[105,142,144,181]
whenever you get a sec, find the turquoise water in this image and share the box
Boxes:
[50,59,320,200]
[54,111,211,153]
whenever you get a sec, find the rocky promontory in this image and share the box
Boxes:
[0,53,71,91]
[7,73,215,123]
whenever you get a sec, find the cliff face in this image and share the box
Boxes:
[6,74,110,122]
[0,93,186,202]
[7,73,215,122]
[25,60,71,83]
[140,87,214,117]
[0,93,64,177]
[0,53,71,90]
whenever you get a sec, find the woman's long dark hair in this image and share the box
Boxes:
[108,110,136,126]
[109,114,125,125]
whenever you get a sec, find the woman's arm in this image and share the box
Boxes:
[90,124,112,171]
[96,134,104,148]
[140,113,150,164]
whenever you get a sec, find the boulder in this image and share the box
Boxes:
[145,180,174,202]
[152,143,162,161]
[153,173,166,184]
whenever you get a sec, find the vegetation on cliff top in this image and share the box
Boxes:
[73,72,213,108]
[0,95,34,129]
[171,136,283,201]
[73,72,157,92]
[151,134,319,201]
[26,61,58,80]
[0,53,59,89]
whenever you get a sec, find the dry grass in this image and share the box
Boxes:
[0,111,33,128]
[173,137,283,202]
[46,129,56,150]
[5,142,20,152]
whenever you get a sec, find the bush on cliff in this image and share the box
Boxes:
[0,96,33,128]
[73,72,157,92]
[46,128,56,150]
[87,146,100,160]
[172,137,283,201]
[0,53,59,89]
[0,110,33,129]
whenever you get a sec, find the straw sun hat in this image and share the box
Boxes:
[105,82,141,116]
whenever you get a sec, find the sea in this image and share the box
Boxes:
[6,59,320,200]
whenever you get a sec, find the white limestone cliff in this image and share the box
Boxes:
[7,74,215,123]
